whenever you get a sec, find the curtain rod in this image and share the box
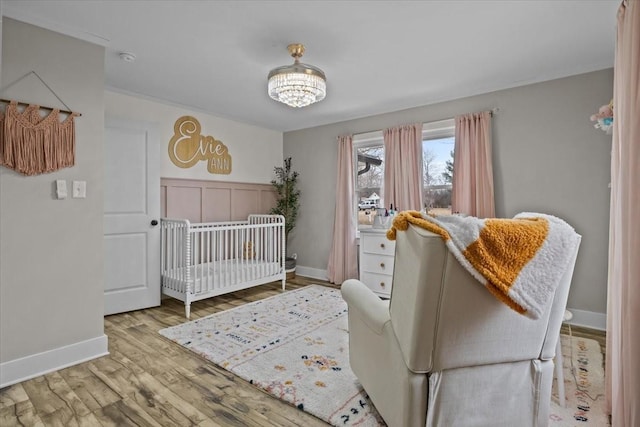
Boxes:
[0,98,81,116]
[353,108,499,138]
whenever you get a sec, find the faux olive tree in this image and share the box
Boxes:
[270,157,300,253]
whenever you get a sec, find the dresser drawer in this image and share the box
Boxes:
[362,234,395,256]
[360,253,395,275]
[360,271,392,296]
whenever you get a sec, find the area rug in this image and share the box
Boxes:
[159,285,385,426]
[159,285,608,426]
[549,334,609,426]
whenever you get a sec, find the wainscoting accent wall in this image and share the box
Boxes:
[161,178,277,222]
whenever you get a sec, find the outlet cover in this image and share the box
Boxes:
[72,180,86,198]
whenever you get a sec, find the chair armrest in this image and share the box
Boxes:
[341,279,391,335]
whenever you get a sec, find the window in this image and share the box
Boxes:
[354,132,384,231]
[422,119,455,215]
[353,119,455,231]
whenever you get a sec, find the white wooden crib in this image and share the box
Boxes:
[161,215,286,318]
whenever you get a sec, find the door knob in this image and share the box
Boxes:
[151,220,159,226]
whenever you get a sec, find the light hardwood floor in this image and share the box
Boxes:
[0,277,332,427]
[0,277,606,426]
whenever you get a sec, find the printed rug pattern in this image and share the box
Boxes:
[160,285,384,426]
[159,285,607,426]
[549,334,608,426]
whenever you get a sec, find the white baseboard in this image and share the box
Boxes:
[295,265,328,282]
[565,308,606,331]
[0,334,109,388]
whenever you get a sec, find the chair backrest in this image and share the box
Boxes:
[389,223,580,373]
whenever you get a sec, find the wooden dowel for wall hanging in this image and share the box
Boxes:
[0,98,81,117]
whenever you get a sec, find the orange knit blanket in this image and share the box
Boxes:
[387,211,580,318]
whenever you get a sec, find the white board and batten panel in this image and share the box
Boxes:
[104,118,160,315]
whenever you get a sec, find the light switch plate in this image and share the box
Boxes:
[56,180,67,199]
[72,180,86,198]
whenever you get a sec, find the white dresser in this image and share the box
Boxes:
[359,228,396,298]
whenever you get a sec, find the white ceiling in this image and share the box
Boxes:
[3,0,619,132]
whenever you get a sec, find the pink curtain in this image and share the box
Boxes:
[383,123,423,211]
[606,1,640,425]
[327,135,358,284]
[452,111,495,218]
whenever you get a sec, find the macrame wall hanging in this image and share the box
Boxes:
[0,71,81,176]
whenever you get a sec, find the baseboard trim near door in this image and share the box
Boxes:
[0,334,109,388]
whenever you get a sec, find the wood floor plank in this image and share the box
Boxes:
[20,372,92,419]
[0,383,29,407]
[37,407,103,427]
[57,364,122,411]
[0,277,603,427]
[94,398,165,427]
[0,400,45,426]
[117,370,209,426]
[15,371,103,427]
[85,358,137,400]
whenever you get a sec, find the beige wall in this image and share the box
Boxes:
[285,69,613,326]
[0,18,106,364]
[105,91,283,184]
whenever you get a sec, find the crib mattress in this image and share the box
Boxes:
[163,259,282,292]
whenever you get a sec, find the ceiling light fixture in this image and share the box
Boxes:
[268,44,326,108]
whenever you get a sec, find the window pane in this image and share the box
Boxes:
[423,136,454,215]
[356,145,384,229]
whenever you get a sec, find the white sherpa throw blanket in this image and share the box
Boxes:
[387,211,580,319]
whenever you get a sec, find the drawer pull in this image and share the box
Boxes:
[380,243,385,249]
[380,262,385,269]
[380,282,386,287]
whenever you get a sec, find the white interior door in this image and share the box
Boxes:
[104,118,160,315]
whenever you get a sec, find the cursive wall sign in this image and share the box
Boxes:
[168,116,232,174]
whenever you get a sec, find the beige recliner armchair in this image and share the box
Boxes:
[342,223,580,427]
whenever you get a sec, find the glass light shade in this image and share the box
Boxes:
[268,64,326,108]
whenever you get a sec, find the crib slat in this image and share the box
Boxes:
[236,228,240,284]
